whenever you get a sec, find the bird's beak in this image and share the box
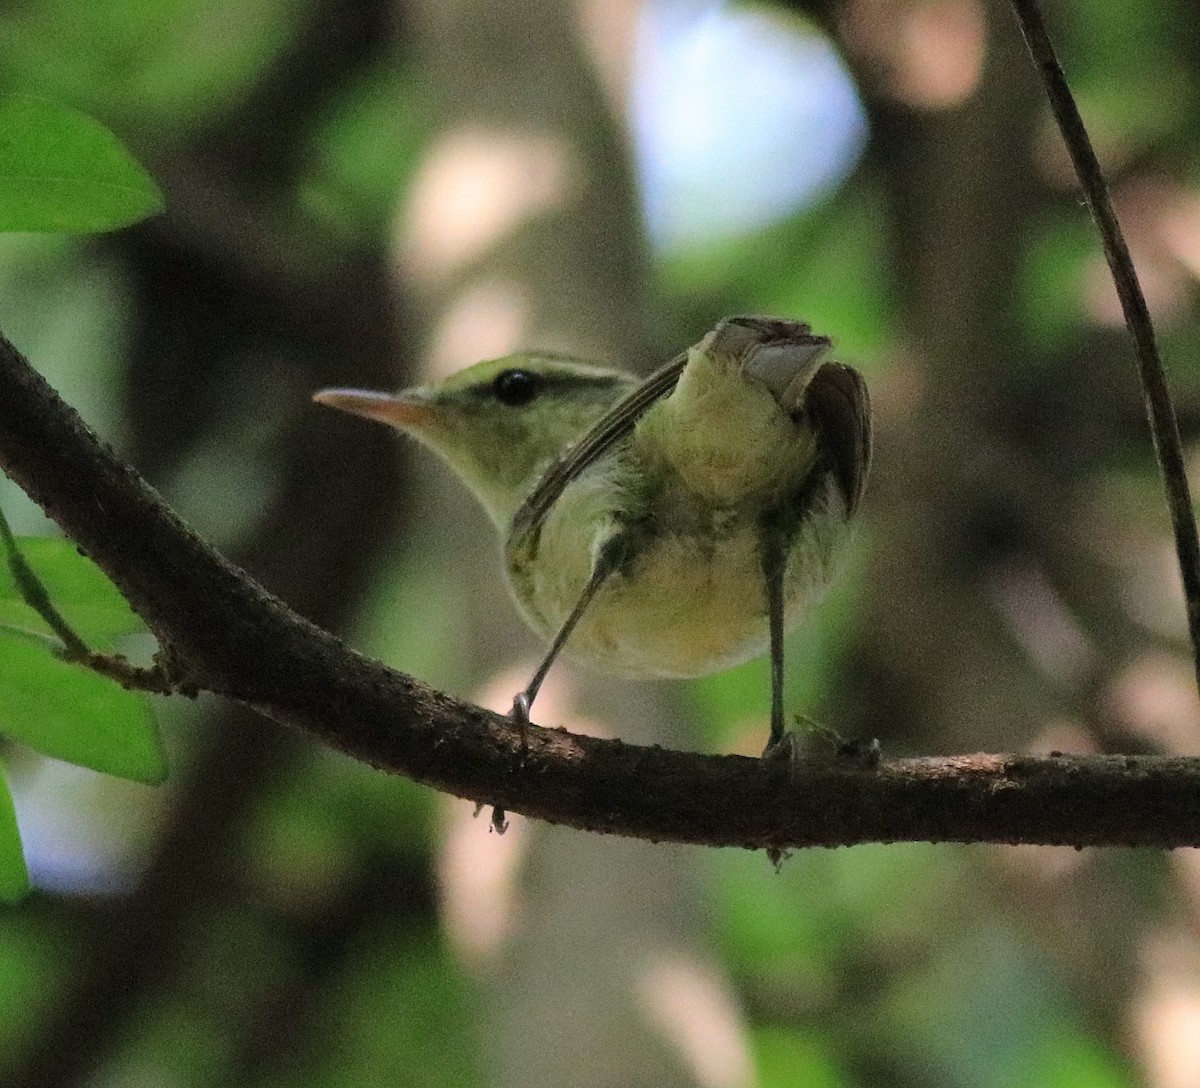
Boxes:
[312,387,441,431]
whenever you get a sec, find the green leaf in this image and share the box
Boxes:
[0,537,143,647]
[0,0,304,142]
[0,95,164,233]
[0,758,29,902]
[0,631,165,783]
[753,1027,847,1088]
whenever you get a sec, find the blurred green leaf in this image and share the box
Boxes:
[0,0,306,140]
[354,543,469,697]
[712,841,970,1044]
[296,62,431,245]
[0,909,61,1049]
[0,631,164,782]
[1066,0,1196,151]
[753,1026,848,1088]
[0,234,131,472]
[880,926,1131,1088]
[1025,1032,1130,1088]
[660,181,893,361]
[0,536,144,646]
[303,938,481,1088]
[1019,215,1097,354]
[250,747,435,886]
[0,758,29,902]
[0,95,163,232]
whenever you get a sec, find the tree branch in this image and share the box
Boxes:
[2,330,1199,850]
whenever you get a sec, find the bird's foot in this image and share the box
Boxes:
[761,730,799,765]
[508,691,537,762]
[471,802,510,834]
[760,712,820,768]
[834,735,881,767]
[510,691,532,727]
[466,694,537,835]
[766,845,791,871]
[760,718,879,871]
[763,715,880,767]
[475,690,541,836]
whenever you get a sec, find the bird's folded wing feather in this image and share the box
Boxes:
[506,351,688,562]
[805,363,872,515]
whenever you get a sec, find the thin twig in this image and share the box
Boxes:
[1008,0,1200,707]
[0,504,90,658]
[81,650,177,694]
[0,505,174,692]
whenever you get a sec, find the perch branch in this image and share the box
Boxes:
[2,330,1200,849]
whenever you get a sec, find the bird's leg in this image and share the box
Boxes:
[494,576,612,835]
[759,529,792,761]
[756,524,881,771]
[494,543,617,837]
[511,535,624,726]
[497,533,624,837]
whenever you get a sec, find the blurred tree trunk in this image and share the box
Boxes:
[832,0,1050,752]
[400,2,750,1086]
[801,0,1150,1052]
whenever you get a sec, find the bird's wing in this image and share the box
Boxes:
[804,362,872,515]
[506,350,688,561]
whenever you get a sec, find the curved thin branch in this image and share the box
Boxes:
[1,330,1199,850]
[1009,0,1200,703]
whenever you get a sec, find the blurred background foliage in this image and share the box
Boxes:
[0,0,1197,1085]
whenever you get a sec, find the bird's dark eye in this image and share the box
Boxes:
[492,369,539,406]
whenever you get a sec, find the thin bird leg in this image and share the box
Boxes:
[511,538,623,725]
[759,530,789,758]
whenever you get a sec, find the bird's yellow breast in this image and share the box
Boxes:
[506,462,849,679]
[636,344,815,507]
[561,523,776,678]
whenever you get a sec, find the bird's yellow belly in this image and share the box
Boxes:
[512,510,841,679]
[505,425,850,681]
[573,532,773,677]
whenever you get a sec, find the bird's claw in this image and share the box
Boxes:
[510,691,532,726]
[472,801,510,834]
[835,736,881,767]
[761,730,799,765]
[763,717,882,768]
[761,726,798,867]
[477,689,533,838]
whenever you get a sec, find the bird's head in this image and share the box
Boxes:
[314,354,635,527]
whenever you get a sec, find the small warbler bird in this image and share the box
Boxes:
[314,316,871,758]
